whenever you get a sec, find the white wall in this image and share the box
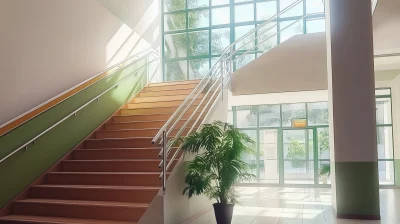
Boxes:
[0,0,161,126]
[373,0,400,54]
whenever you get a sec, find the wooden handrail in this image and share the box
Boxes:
[0,48,158,137]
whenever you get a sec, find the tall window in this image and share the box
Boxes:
[230,88,394,186]
[162,0,326,81]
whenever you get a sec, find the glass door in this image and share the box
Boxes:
[282,129,315,184]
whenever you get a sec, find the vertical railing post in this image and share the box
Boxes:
[162,129,167,194]
[220,60,224,101]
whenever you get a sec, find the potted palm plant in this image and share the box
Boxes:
[179,121,255,224]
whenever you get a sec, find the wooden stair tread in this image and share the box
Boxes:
[64,159,177,162]
[33,185,160,190]
[49,172,169,175]
[74,147,176,150]
[108,119,191,124]
[0,215,137,224]
[16,199,149,208]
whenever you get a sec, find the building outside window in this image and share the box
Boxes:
[162,0,326,81]
[229,88,394,186]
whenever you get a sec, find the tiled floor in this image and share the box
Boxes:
[186,187,400,224]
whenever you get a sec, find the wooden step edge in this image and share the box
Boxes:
[63,159,179,162]
[73,147,177,151]
[113,112,201,117]
[15,199,149,208]
[48,172,169,175]
[134,93,203,99]
[107,119,191,124]
[121,104,204,111]
[147,79,202,87]
[96,127,193,132]
[0,215,137,224]
[32,185,160,190]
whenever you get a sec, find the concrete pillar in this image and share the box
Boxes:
[325,0,380,220]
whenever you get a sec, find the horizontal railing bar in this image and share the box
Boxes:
[0,58,159,164]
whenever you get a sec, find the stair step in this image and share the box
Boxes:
[13,199,147,222]
[0,215,137,224]
[139,88,195,97]
[130,94,202,104]
[104,119,196,130]
[85,137,156,148]
[62,159,178,172]
[126,99,202,109]
[95,128,192,138]
[143,83,199,91]
[30,185,158,203]
[113,113,185,122]
[147,79,201,87]
[120,106,198,115]
[73,148,178,160]
[47,172,167,186]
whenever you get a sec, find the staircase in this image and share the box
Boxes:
[0,80,205,224]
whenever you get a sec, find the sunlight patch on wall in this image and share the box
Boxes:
[135,0,159,36]
[106,24,133,64]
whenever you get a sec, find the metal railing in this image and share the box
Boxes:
[152,0,325,192]
[0,49,160,164]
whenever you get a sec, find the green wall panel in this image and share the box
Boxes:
[395,159,400,187]
[0,58,149,208]
[334,162,380,218]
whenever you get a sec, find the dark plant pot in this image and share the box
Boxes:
[213,203,235,224]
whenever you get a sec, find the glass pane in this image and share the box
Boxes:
[188,30,210,56]
[376,98,392,125]
[228,110,233,125]
[280,0,303,18]
[306,0,325,14]
[256,1,277,21]
[164,0,185,12]
[164,12,186,31]
[259,129,279,183]
[377,127,394,160]
[212,7,230,25]
[240,130,258,182]
[283,130,313,161]
[188,9,209,29]
[306,18,326,33]
[376,88,391,96]
[308,102,328,125]
[235,25,255,50]
[280,19,304,42]
[318,161,331,185]
[189,58,210,79]
[259,104,281,127]
[378,161,394,185]
[235,0,252,3]
[165,60,187,81]
[188,0,209,9]
[211,57,220,67]
[235,3,255,23]
[211,28,231,55]
[236,53,255,69]
[284,161,314,184]
[236,105,258,128]
[257,23,278,52]
[212,0,230,6]
[317,128,330,160]
[164,33,187,58]
[282,103,306,127]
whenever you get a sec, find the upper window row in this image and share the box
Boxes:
[164,0,325,14]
